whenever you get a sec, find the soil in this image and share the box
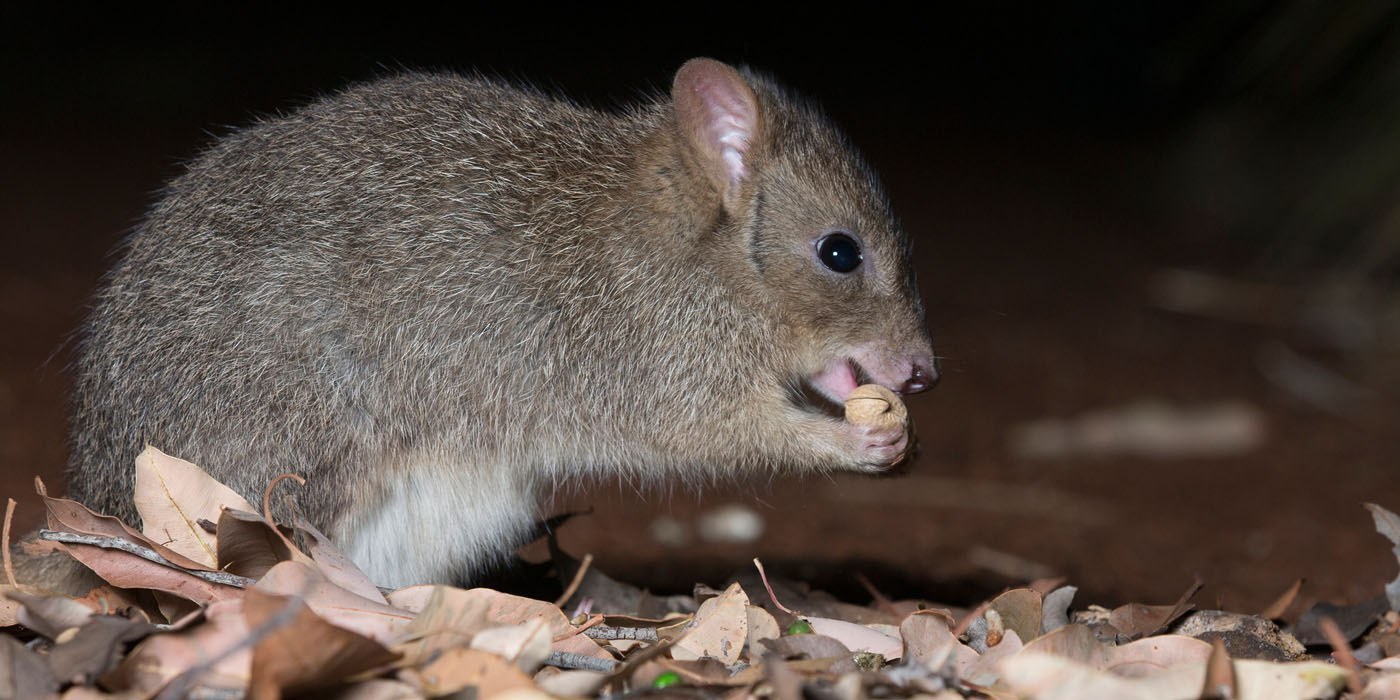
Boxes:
[3,76,1397,618]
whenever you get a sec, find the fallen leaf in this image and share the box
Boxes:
[1104,635,1214,676]
[1233,659,1348,700]
[245,588,400,699]
[399,586,610,666]
[1294,596,1388,645]
[963,629,1023,686]
[43,493,213,571]
[1366,503,1400,612]
[900,610,979,676]
[55,541,243,607]
[134,446,256,568]
[806,617,902,660]
[747,605,781,649]
[415,647,533,697]
[255,561,413,645]
[46,615,154,686]
[987,588,1043,644]
[6,588,96,639]
[535,669,609,697]
[296,520,385,604]
[1108,579,1200,641]
[0,635,59,698]
[1042,586,1077,634]
[672,582,748,664]
[470,619,553,673]
[110,598,252,696]
[996,650,1203,700]
[216,509,298,580]
[327,678,424,699]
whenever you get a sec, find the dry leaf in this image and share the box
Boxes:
[296,520,386,604]
[0,635,59,698]
[329,678,424,699]
[746,605,781,648]
[1042,586,1077,633]
[6,588,96,639]
[255,561,413,645]
[535,669,609,697]
[245,588,400,700]
[43,493,213,571]
[672,582,748,664]
[216,509,297,579]
[399,586,609,666]
[415,647,534,697]
[987,588,1043,643]
[134,446,256,568]
[806,617,902,660]
[111,598,252,696]
[1366,503,1400,612]
[46,615,153,686]
[470,620,553,673]
[900,610,979,675]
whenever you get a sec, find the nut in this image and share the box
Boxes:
[844,384,908,429]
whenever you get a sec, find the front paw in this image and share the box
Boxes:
[845,419,911,471]
[843,384,912,470]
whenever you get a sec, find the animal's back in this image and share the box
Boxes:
[66,73,655,533]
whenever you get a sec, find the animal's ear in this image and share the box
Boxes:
[672,58,763,210]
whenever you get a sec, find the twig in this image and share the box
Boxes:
[855,571,900,617]
[554,552,594,607]
[546,650,618,673]
[1318,616,1363,695]
[583,625,659,642]
[752,558,797,617]
[38,529,254,588]
[3,499,16,587]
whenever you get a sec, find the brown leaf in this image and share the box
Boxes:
[245,588,400,700]
[672,582,748,664]
[399,586,610,666]
[758,634,857,674]
[415,647,534,697]
[6,588,96,639]
[255,561,412,645]
[1107,579,1201,641]
[296,520,385,604]
[0,635,59,698]
[46,615,154,686]
[216,509,296,579]
[1367,503,1400,612]
[899,610,978,675]
[108,598,251,696]
[43,493,212,571]
[987,588,1043,643]
[805,617,901,659]
[134,446,256,568]
[1294,596,1389,645]
[57,542,243,607]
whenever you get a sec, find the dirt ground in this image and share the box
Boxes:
[3,47,1398,614]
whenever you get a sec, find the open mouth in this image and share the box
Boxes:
[794,358,875,416]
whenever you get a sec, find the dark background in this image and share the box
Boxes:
[4,5,1399,611]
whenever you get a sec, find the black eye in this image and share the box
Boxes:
[817,232,862,273]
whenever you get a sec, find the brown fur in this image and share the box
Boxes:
[55,59,935,587]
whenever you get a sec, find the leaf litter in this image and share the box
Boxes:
[1,449,1399,698]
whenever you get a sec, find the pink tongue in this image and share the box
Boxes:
[812,361,859,402]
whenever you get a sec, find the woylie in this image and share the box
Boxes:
[63,58,937,587]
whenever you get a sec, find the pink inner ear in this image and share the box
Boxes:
[695,79,756,187]
[677,60,759,190]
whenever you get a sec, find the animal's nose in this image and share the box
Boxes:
[902,359,939,394]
